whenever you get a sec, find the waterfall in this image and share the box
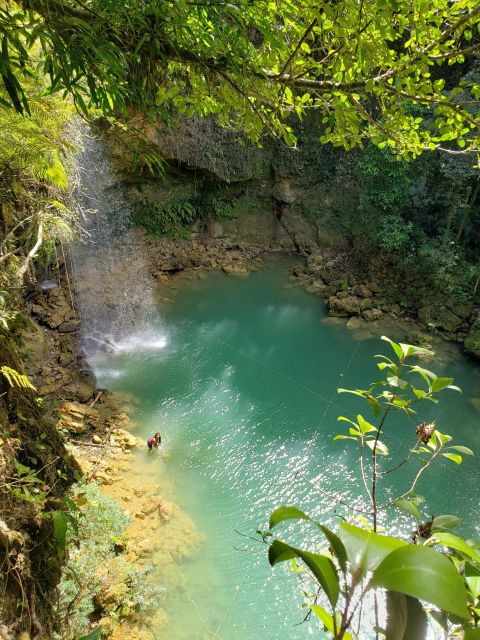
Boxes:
[71,130,163,356]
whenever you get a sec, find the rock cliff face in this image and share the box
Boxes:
[101,117,479,358]
[104,113,357,255]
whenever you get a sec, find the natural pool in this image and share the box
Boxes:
[89,256,480,640]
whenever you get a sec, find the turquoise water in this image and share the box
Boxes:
[90,257,480,639]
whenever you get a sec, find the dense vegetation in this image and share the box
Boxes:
[0,0,480,638]
[1,0,479,155]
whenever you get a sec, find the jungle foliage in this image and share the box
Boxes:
[0,0,479,156]
[0,66,76,305]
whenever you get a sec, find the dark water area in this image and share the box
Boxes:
[89,255,480,640]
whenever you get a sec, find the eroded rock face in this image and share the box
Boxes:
[278,209,318,255]
[57,401,100,434]
[135,496,174,521]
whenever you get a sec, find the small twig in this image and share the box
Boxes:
[88,390,102,407]
[379,439,421,476]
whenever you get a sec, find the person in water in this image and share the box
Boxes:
[147,432,161,450]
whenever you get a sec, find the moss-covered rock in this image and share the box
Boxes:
[465,318,480,360]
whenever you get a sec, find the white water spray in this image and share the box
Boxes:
[72,130,167,355]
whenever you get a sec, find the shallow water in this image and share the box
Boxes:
[90,256,480,640]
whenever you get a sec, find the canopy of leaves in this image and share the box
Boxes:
[1,0,479,156]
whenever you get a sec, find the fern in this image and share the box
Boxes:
[0,366,36,391]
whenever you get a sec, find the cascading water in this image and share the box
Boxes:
[72,131,165,356]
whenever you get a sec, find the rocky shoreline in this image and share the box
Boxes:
[130,231,479,359]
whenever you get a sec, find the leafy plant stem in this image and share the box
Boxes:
[371,402,394,532]
[387,446,443,506]
[379,439,422,476]
[359,439,372,504]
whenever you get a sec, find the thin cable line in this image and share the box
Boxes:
[199,325,478,485]
[212,555,257,639]
[200,325,342,407]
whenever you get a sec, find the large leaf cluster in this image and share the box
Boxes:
[0,0,479,154]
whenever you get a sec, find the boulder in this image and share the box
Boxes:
[111,428,139,448]
[222,263,249,277]
[346,317,367,331]
[306,251,324,272]
[159,499,174,521]
[366,281,382,294]
[418,305,463,332]
[359,297,373,311]
[273,177,296,204]
[63,378,96,403]
[465,318,480,360]
[362,308,384,322]
[447,301,474,320]
[58,320,80,333]
[327,295,361,317]
[136,496,163,518]
[279,209,318,254]
[304,282,325,294]
[94,471,114,485]
[355,284,373,298]
[319,270,334,285]
[405,330,432,348]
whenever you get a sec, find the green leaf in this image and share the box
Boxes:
[441,453,462,464]
[399,343,434,359]
[269,541,339,606]
[317,525,348,573]
[269,506,310,529]
[268,539,297,565]
[464,630,480,640]
[435,431,452,446]
[381,336,403,360]
[387,375,408,388]
[385,591,427,640]
[52,510,68,553]
[393,498,421,521]
[337,389,368,398]
[430,377,460,393]
[310,605,335,634]
[339,523,407,575]
[77,629,102,640]
[370,545,470,620]
[431,515,461,533]
[408,365,437,384]
[465,563,480,599]
[428,533,480,565]
[357,414,377,434]
[366,439,389,455]
[448,446,474,456]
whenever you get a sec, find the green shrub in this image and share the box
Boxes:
[55,483,164,639]
[132,199,197,237]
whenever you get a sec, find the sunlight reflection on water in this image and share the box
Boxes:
[90,259,480,640]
